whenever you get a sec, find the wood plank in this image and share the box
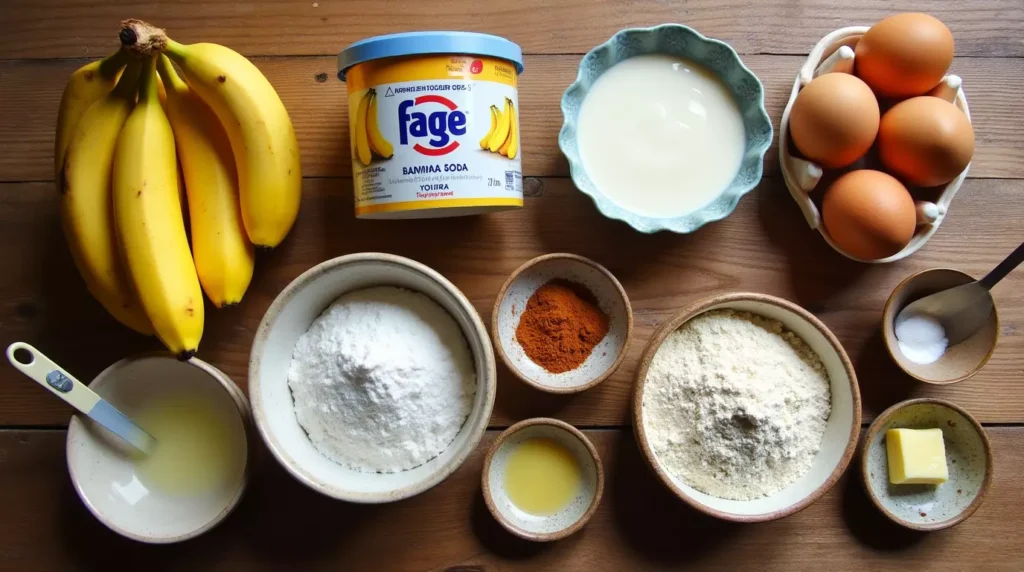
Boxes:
[1,0,1022,59]
[1,428,1022,570]
[1,178,1021,427]
[3,55,1022,183]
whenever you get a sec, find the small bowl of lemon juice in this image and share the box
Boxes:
[66,355,250,543]
[481,418,604,542]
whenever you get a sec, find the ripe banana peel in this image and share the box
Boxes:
[113,56,204,358]
[120,19,302,249]
[60,60,153,335]
[158,55,254,308]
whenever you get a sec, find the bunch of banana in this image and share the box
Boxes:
[353,88,394,166]
[54,19,302,358]
[480,97,519,159]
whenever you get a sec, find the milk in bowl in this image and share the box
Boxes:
[576,54,746,218]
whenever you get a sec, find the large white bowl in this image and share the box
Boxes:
[249,253,496,503]
[633,293,862,522]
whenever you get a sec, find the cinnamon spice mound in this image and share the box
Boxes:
[515,280,610,374]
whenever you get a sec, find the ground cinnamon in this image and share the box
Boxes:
[515,280,610,373]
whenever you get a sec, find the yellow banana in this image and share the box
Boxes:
[120,19,302,248]
[487,98,512,153]
[54,49,130,180]
[366,90,393,159]
[499,102,515,157]
[113,56,204,359]
[480,106,498,149]
[60,61,152,335]
[158,55,254,308]
[506,102,519,160]
[353,90,373,166]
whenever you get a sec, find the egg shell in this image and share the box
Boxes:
[789,73,880,169]
[823,170,917,261]
[855,13,954,98]
[879,96,975,187]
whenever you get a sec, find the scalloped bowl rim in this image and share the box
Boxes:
[559,23,773,234]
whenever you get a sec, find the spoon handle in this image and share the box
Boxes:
[6,342,100,414]
[5,342,155,453]
[981,241,1024,290]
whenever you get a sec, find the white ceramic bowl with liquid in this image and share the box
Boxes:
[249,253,496,503]
[66,355,251,543]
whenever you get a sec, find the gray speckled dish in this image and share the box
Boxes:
[558,24,773,234]
[482,418,604,542]
[862,398,993,531]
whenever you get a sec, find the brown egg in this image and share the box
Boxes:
[878,96,975,187]
[855,13,954,98]
[789,73,880,168]
[823,170,916,260]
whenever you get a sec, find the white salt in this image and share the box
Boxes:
[895,312,948,365]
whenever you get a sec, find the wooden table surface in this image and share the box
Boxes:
[1,1,1022,570]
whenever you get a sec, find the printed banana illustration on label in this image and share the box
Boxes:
[354,88,394,166]
[481,98,518,159]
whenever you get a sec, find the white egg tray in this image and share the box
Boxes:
[779,26,972,264]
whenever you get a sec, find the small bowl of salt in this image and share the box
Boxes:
[883,268,999,385]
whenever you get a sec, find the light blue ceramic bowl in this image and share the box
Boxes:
[559,24,773,234]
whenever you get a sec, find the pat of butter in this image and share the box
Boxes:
[886,428,949,485]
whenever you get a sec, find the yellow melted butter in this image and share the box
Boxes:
[503,438,582,516]
[132,394,245,497]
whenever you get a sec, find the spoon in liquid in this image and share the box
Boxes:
[897,241,1024,346]
[6,342,155,454]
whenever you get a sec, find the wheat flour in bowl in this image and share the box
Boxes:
[287,286,476,473]
[642,309,831,500]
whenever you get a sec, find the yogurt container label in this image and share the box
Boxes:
[346,55,523,218]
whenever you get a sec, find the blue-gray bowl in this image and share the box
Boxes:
[558,24,773,234]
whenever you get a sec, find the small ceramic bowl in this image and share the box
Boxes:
[883,268,998,384]
[482,418,604,541]
[559,24,773,234]
[249,253,496,503]
[861,398,992,531]
[492,253,632,393]
[66,355,251,543]
[633,292,861,522]
[779,26,972,263]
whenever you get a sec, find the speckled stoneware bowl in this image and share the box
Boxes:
[482,418,604,542]
[633,292,861,522]
[559,24,773,234]
[492,253,633,394]
[862,398,992,531]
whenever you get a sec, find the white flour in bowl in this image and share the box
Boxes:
[287,286,476,473]
[642,309,832,500]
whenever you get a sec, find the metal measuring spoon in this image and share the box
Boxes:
[6,342,156,454]
[896,241,1024,346]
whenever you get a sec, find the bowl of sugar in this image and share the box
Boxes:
[249,253,496,503]
[559,24,773,234]
[882,268,999,384]
[633,292,861,522]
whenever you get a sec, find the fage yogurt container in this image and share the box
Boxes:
[338,32,525,219]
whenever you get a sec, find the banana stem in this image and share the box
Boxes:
[136,56,160,104]
[97,48,132,81]
[156,54,187,93]
[112,59,144,98]
[119,19,168,56]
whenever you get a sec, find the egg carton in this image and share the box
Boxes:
[779,26,971,264]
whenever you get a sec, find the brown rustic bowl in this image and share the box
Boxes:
[491,253,633,394]
[861,398,993,531]
[882,268,999,385]
[632,292,861,522]
[481,418,604,542]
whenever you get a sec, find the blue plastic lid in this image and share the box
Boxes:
[337,31,524,81]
